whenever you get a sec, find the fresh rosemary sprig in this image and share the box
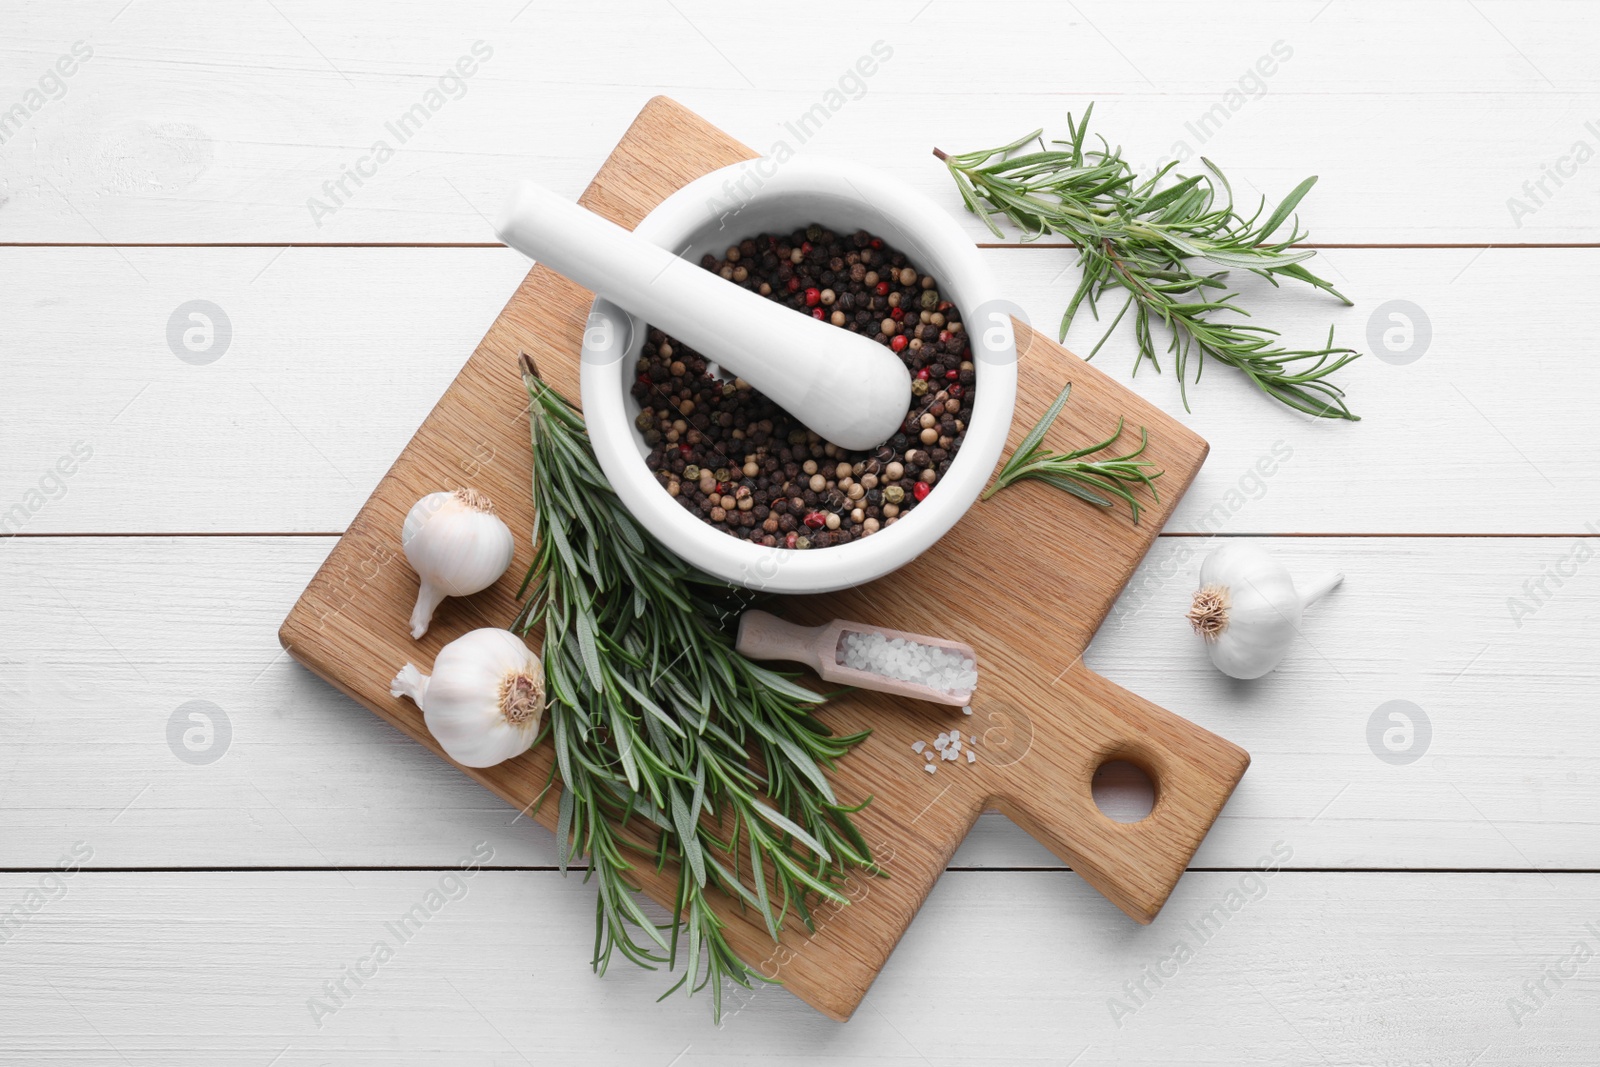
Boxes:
[937,104,1361,421]
[514,356,875,1021]
[981,383,1162,524]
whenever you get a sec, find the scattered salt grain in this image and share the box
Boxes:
[906,716,987,776]
[962,705,973,716]
[838,631,979,694]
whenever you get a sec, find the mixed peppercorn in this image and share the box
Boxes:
[634,225,974,549]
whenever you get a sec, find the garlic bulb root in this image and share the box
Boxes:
[390,663,430,706]
[1187,543,1343,680]
[390,628,545,768]
[1187,585,1230,640]
[402,488,515,639]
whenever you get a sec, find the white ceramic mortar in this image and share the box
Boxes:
[574,157,1018,593]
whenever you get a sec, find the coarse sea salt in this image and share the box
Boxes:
[908,722,986,774]
[838,631,979,694]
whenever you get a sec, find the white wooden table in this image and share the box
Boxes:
[4,1,1598,1062]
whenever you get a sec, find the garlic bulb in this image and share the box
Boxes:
[402,489,515,639]
[390,628,544,767]
[1187,543,1343,680]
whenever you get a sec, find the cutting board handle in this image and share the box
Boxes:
[988,663,1250,924]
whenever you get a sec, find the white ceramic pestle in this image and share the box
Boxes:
[495,181,913,450]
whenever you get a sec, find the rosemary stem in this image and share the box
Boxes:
[935,107,1360,421]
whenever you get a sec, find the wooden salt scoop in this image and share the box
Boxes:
[735,609,977,706]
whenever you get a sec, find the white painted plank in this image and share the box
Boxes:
[0,246,528,534]
[2,535,1596,871]
[0,869,1595,1063]
[0,0,1596,242]
[4,246,1597,534]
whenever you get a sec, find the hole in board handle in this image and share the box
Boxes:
[1092,759,1157,823]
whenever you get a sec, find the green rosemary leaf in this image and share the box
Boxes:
[556,786,575,873]
[1010,382,1073,469]
[547,516,580,576]
[1273,261,1351,303]
[1141,173,1206,214]
[612,703,641,794]
[1058,416,1128,462]
[683,898,702,988]
[1033,473,1115,509]
[748,836,779,940]
[749,801,830,861]
[669,788,707,888]
[574,609,603,691]
[1260,174,1319,239]
[552,709,576,803]
[689,760,707,827]
[704,853,764,915]
[767,846,849,904]
[612,672,687,738]
[612,872,668,952]
[612,505,648,556]
[742,661,833,706]
[771,732,838,802]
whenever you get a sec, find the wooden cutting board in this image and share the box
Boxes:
[279,96,1249,1022]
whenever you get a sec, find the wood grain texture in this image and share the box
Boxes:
[277,97,1246,1020]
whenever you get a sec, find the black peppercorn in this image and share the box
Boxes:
[635,224,971,550]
